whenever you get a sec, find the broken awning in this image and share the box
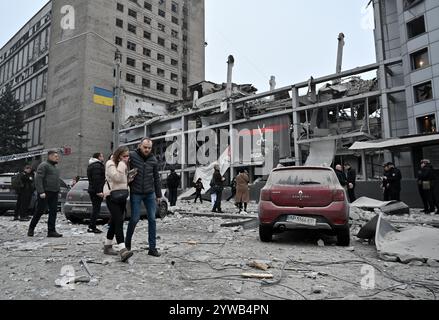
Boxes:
[349,134,439,150]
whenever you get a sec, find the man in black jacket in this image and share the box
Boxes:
[126,138,162,257]
[383,162,402,201]
[335,165,347,188]
[344,163,357,203]
[166,168,180,207]
[418,159,437,214]
[87,153,105,233]
[13,165,35,222]
[212,164,225,213]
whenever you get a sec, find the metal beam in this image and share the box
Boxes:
[297,131,375,145]
[296,91,381,112]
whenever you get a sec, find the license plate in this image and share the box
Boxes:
[0,189,10,193]
[72,207,88,213]
[287,215,317,226]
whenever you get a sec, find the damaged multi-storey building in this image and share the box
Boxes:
[119,0,439,207]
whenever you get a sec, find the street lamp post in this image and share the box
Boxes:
[56,31,122,150]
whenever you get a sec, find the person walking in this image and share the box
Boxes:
[235,170,250,214]
[28,150,63,238]
[13,164,34,222]
[344,163,357,203]
[87,153,106,234]
[418,159,437,214]
[383,162,402,201]
[335,164,347,188]
[166,168,180,207]
[126,138,162,257]
[102,147,133,262]
[194,178,204,204]
[211,164,225,213]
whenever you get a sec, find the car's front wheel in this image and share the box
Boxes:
[259,224,273,242]
[336,226,351,247]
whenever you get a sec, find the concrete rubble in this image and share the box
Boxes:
[0,198,439,300]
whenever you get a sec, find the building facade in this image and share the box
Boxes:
[374,0,439,176]
[0,0,205,177]
[0,2,52,153]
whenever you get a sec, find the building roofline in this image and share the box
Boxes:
[0,0,51,51]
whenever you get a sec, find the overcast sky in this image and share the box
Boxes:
[0,0,376,93]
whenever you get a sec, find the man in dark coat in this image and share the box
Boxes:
[166,168,181,207]
[344,163,357,203]
[383,162,402,201]
[211,164,225,213]
[194,178,204,204]
[87,153,106,233]
[13,164,35,221]
[335,165,347,188]
[418,159,437,214]
[126,138,162,257]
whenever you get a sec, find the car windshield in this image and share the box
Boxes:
[267,170,335,186]
[72,180,89,190]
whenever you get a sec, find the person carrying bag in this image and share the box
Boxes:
[102,146,133,262]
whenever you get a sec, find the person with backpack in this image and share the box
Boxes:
[13,165,35,222]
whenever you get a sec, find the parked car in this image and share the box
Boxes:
[0,173,69,215]
[0,173,21,215]
[63,179,169,224]
[258,166,350,246]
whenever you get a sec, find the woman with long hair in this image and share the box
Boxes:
[103,146,133,262]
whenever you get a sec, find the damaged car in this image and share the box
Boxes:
[258,166,350,246]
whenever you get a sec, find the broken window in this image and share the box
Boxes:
[127,41,136,51]
[410,48,429,70]
[417,114,436,134]
[407,15,425,39]
[142,63,151,73]
[158,23,165,32]
[143,47,151,57]
[126,57,136,67]
[157,68,165,77]
[126,73,135,83]
[414,81,433,103]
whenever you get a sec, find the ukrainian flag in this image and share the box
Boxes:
[93,87,114,107]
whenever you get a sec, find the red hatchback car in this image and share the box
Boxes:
[259,166,350,246]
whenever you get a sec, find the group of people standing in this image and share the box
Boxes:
[22,138,163,263]
[335,163,357,203]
